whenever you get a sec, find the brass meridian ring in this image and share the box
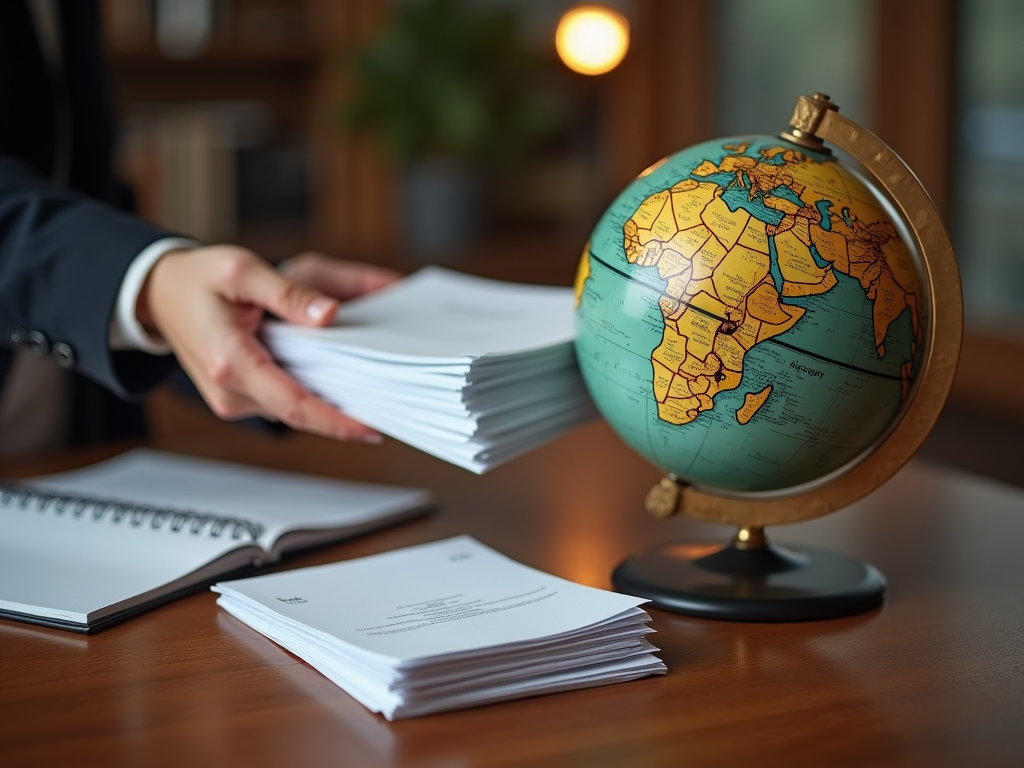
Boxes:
[672,94,963,527]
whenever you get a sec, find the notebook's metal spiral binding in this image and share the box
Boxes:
[0,483,264,541]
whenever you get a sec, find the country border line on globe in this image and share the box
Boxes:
[587,249,904,383]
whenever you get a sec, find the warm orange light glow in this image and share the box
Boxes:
[555,5,630,76]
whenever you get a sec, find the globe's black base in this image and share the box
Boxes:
[612,541,886,621]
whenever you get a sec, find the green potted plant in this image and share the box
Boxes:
[341,0,560,255]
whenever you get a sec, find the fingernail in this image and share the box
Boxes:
[360,432,384,445]
[306,297,336,322]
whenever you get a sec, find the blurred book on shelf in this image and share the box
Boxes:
[119,101,310,247]
[103,0,310,57]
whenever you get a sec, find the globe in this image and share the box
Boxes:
[578,94,962,621]
[573,135,925,494]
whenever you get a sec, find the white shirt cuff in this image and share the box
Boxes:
[109,237,200,353]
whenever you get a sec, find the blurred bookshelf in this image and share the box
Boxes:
[101,0,386,264]
[97,1,722,279]
[99,0,613,275]
[98,0,721,281]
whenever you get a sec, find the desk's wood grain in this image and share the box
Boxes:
[2,421,1023,767]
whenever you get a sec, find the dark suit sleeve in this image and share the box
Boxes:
[0,156,177,399]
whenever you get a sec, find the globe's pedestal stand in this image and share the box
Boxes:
[612,526,886,621]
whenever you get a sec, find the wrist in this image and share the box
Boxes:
[110,237,200,353]
[135,248,192,340]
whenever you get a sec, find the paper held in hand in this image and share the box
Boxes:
[262,267,597,473]
[213,536,665,720]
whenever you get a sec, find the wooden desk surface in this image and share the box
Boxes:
[2,421,1023,767]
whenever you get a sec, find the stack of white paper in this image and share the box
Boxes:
[263,267,597,473]
[213,536,665,720]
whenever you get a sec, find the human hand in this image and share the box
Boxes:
[277,251,399,299]
[137,245,400,441]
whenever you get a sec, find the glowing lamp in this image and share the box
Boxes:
[555,5,630,76]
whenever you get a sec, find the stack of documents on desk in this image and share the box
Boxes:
[263,267,596,473]
[213,536,665,720]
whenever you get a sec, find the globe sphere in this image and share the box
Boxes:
[574,136,925,493]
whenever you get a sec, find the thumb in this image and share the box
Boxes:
[236,257,339,327]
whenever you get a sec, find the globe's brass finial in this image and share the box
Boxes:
[781,93,839,154]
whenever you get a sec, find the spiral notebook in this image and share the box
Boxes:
[0,449,432,633]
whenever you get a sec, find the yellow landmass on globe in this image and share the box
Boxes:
[692,160,720,177]
[574,242,591,308]
[736,385,773,425]
[621,143,922,426]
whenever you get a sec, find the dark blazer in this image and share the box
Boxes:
[0,0,176,443]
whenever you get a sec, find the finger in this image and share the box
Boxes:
[224,252,339,327]
[232,334,383,442]
[203,390,264,422]
[282,253,401,301]
[168,340,266,421]
[189,373,265,422]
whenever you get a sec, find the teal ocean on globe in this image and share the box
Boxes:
[573,136,924,492]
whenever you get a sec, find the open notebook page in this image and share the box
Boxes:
[22,449,430,553]
[0,450,430,628]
